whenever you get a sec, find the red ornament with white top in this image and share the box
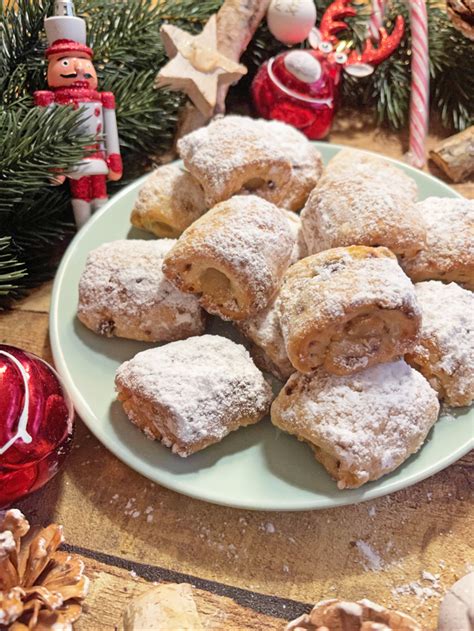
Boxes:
[34,0,123,229]
[252,0,404,139]
[0,345,74,508]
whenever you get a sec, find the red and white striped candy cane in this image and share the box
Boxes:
[368,0,385,41]
[407,0,429,168]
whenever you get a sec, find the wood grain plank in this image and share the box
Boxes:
[12,281,53,314]
[0,310,52,363]
[70,553,287,630]
[16,419,473,630]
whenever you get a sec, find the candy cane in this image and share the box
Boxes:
[406,0,429,168]
[368,0,385,41]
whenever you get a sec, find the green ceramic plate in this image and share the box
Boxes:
[50,143,474,511]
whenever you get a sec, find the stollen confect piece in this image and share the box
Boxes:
[278,246,421,375]
[437,572,474,631]
[406,281,474,407]
[77,239,205,342]
[271,360,439,489]
[115,335,273,456]
[285,210,308,264]
[130,163,207,238]
[286,598,421,630]
[119,583,203,631]
[162,195,294,320]
[324,148,418,203]
[236,206,308,379]
[301,162,424,259]
[401,197,474,290]
[237,296,294,381]
[177,115,293,207]
[266,120,323,211]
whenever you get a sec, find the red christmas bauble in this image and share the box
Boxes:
[0,344,74,507]
[251,49,342,140]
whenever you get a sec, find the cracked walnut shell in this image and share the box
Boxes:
[286,598,421,631]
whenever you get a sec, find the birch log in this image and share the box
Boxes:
[215,0,272,112]
[429,126,474,182]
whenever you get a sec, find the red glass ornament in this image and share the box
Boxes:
[251,50,342,140]
[0,345,74,508]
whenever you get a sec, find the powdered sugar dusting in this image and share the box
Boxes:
[326,148,418,201]
[284,211,308,263]
[77,239,204,342]
[131,163,206,236]
[402,197,474,287]
[238,295,293,381]
[355,540,384,571]
[301,171,424,257]
[279,247,421,373]
[115,335,272,456]
[407,281,474,407]
[178,115,292,206]
[164,195,294,316]
[282,249,420,322]
[273,360,440,486]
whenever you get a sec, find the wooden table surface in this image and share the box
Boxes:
[3,119,473,630]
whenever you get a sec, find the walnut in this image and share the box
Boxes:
[286,598,421,631]
[0,509,89,630]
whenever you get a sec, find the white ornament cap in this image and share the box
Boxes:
[284,50,321,82]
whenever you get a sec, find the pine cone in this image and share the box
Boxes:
[447,0,474,39]
[286,598,421,631]
[0,509,89,630]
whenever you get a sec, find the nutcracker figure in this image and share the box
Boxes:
[34,0,122,228]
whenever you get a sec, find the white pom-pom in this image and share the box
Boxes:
[267,0,317,45]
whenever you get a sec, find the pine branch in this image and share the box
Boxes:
[0,106,94,212]
[101,70,183,161]
[0,237,28,301]
[0,0,51,99]
[428,2,474,130]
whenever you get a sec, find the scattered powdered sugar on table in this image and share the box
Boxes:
[115,335,272,455]
[355,540,384,571]
[392,570,443,603]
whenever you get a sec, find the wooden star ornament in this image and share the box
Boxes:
[155,15,247,118]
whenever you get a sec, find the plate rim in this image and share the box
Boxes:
[49,142,474,511]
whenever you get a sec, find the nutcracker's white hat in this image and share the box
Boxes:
[44,0,93,58]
